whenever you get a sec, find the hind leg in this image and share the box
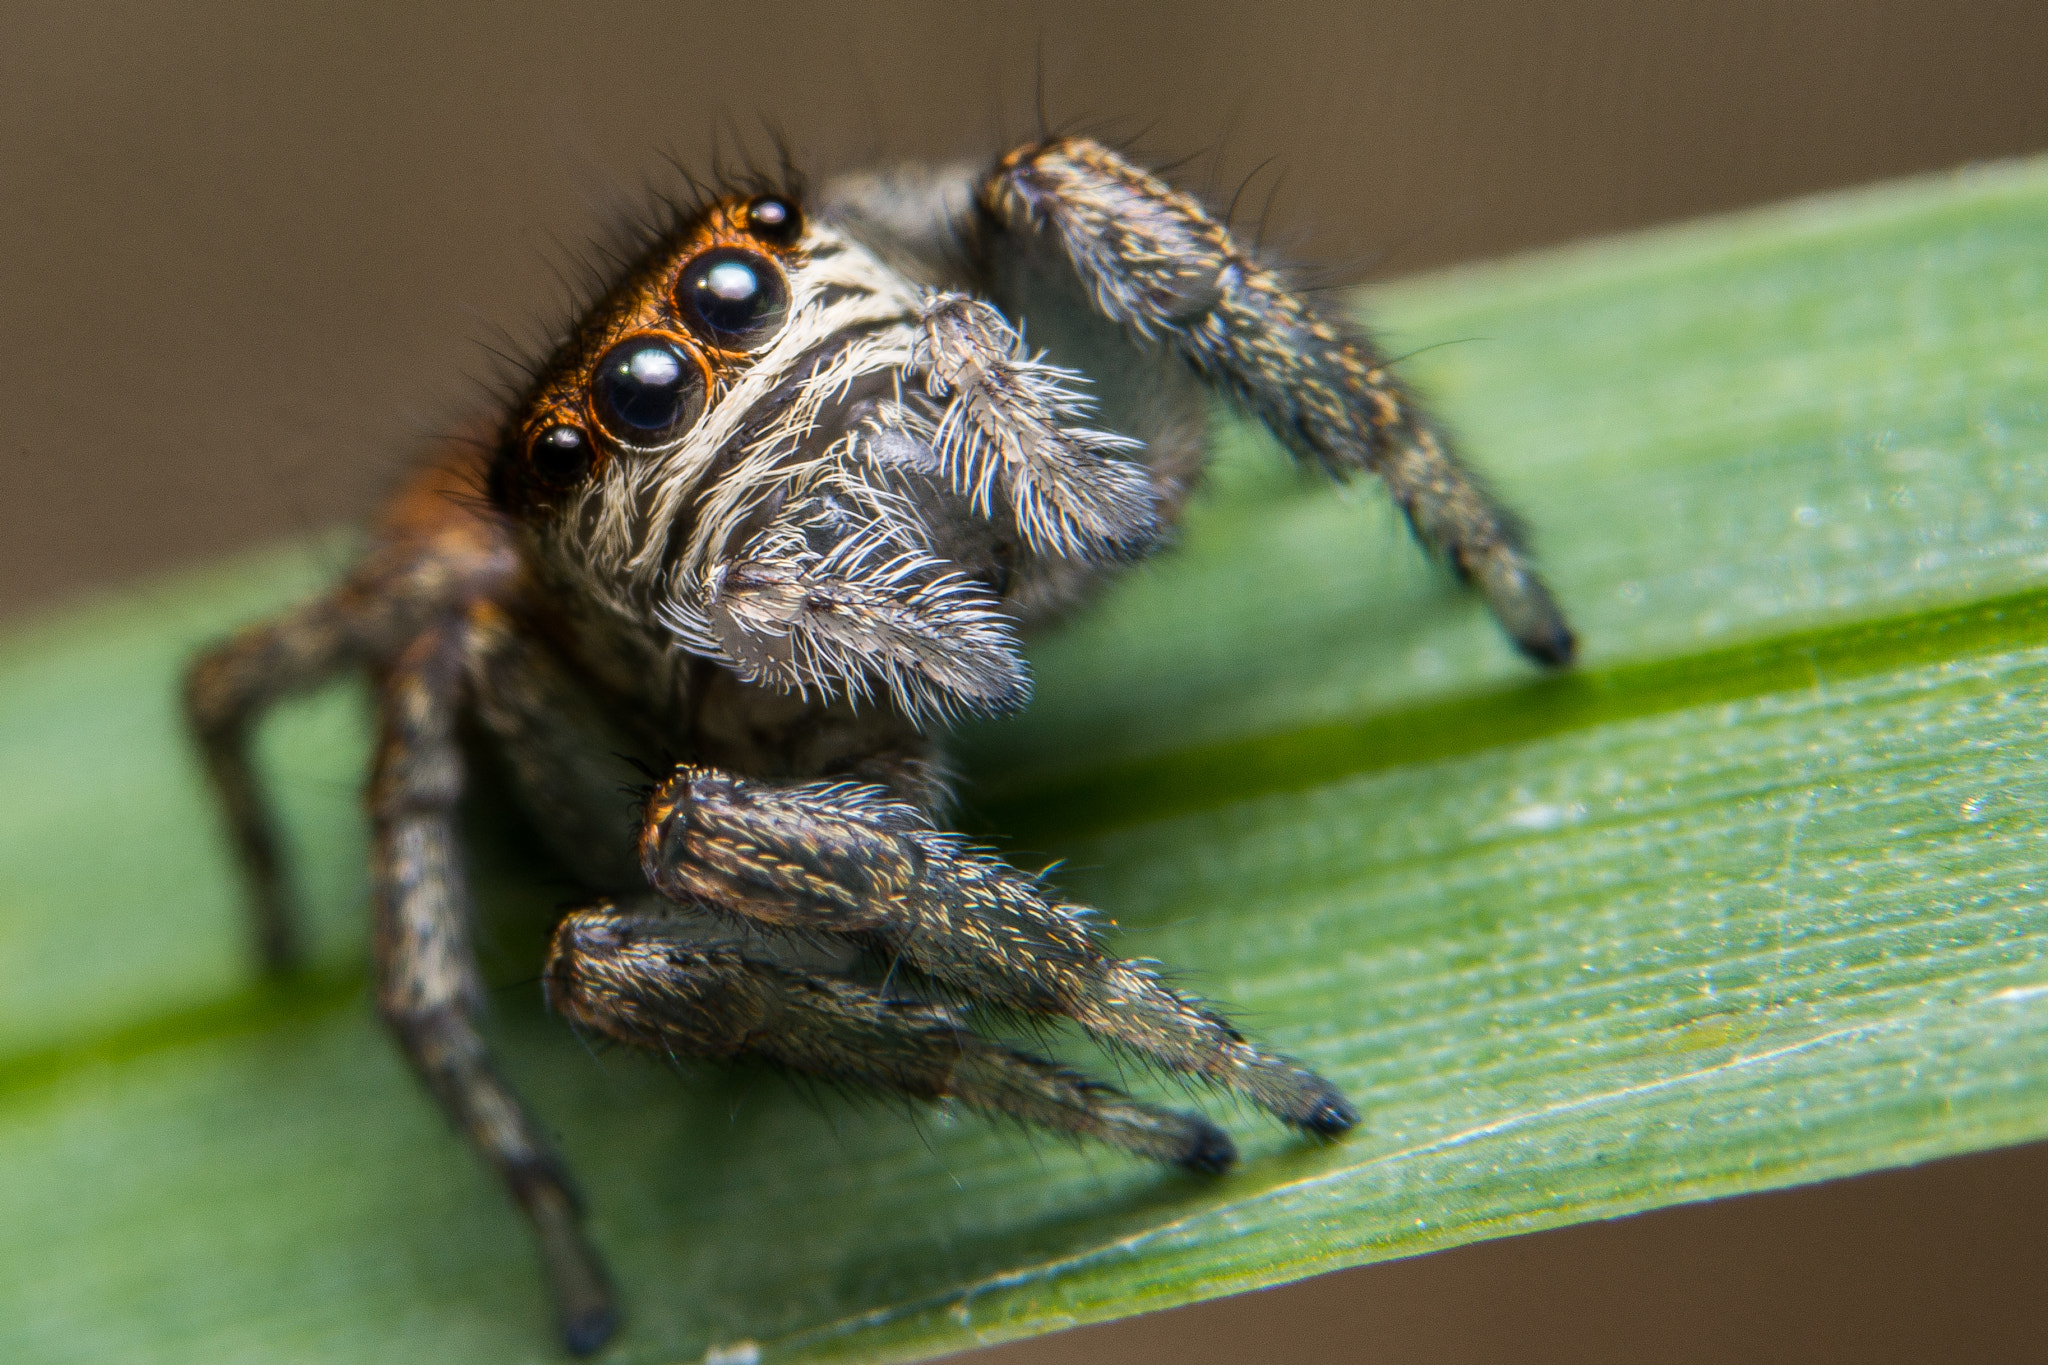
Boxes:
[186,587,368,972]
[371,616,616,1354]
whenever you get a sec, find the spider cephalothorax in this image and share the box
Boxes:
[498,183,1182,729]
[187,137,1573,1355]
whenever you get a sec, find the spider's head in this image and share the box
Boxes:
[489,191,1034,724]
[494,192,810,521]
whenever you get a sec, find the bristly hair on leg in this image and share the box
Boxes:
[982,137,1576,665]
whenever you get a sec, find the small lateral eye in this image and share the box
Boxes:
[591,335,707,446]
[528,422,593,487]
[677,247,789,349]
[744,195,802,246]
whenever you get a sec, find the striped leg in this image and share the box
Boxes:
[546,898,1237,1171]
[635,766,1357,1138]
[371,617,616,1355]
[977,136,1576,666]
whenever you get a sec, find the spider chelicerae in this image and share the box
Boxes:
[186,136,1574,1354]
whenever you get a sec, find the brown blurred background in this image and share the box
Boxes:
[5,2,2048,1361]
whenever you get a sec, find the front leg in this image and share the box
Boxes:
[371,617,616,1355]
[977,137,1577,666]
[638,766,1357,1137]
[545,897,1236,1171]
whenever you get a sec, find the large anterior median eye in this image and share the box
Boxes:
[591,335,706,446]
[677,247,789,349]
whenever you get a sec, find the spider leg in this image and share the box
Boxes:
[637,766,1357,1137]
[545,897,1236,1170]
[185,589,362,973]
[185,447,520,973]
[976,136,1577,666]
[372,615,616,1356]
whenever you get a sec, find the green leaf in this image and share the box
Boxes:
[6,157,2048,1365]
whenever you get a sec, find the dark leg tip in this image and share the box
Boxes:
[560,1303,620,1357]
[1177,1121,1239,1175]
[1296,1091,1361,1138]
[1516,620,1577,669]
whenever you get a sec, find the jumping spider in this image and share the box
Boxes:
[186,137,1573,1355]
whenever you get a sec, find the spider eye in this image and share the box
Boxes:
[677,248,789,349]
[528,422,593,487]
[744,195,802,246]
[591,335,706,446]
